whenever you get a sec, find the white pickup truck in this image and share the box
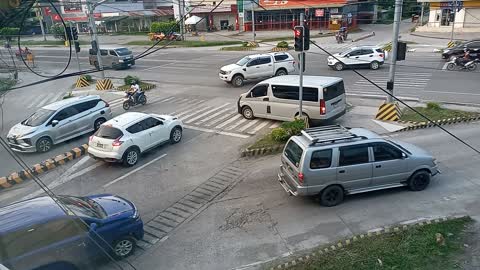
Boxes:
[219,52,296,87]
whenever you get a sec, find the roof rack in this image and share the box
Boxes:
[301,125,364,146]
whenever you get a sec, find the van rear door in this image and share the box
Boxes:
[322,80,346,117]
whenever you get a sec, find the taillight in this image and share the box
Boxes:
[320,99,326,115]
[298,173,304,184]
[379,53,384,58]
[112,136,123,147]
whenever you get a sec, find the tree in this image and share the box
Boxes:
[150,21,179,34]
[50,23,66,40]
[0,27,20,41]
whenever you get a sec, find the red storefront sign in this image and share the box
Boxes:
[315,9,324,17]
[260,0,346,8]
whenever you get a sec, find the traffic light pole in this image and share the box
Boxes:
[386,0,402,103]
[450,1,457,42]
[69,26,82,73]
[87,1,105,79]
[251,0,256,43]
[299,13,304,118]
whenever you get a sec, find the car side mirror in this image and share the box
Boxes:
[51,120,59,127]
[243,68,247,71]
[402,152,407,159]
[345,54,350,58]
[89,223,98,233]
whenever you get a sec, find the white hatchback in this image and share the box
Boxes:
[327,46,386,71]
[88,112,183,166]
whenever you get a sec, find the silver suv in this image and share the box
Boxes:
[278,125,439,206]
[7,95,112,153]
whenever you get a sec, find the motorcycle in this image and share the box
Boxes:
[123,91,147,110]
[446,57,478,71]
[335,31,347,44]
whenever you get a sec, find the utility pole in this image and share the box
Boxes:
[179,0,185,41]
[386,0,402,103]
[87,0,105,79]
[299,13,304,118]
[420,2,424,25]
[450,1,457,42]
[251,0,255,42]
[36,2,47,41]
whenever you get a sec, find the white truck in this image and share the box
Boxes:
[219,52,296,87]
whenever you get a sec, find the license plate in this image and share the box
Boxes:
[96,143,104,148]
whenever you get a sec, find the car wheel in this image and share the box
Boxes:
[319,185,344,207]
[275,69,287,76]
[408,170,431,191]
[232,75,244,87]
[123,147,139,167]
[242,106,254,120]
[36,137,53,153]
[370,61,380,70]
[122,100,131,110]
[334,62,344,71]
[94,118,106,131]
[170,126,182,144]
[113,236,136,259]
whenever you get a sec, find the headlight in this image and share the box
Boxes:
[225,70,232,74]
[119,59,124,63]
[443,49,450,53]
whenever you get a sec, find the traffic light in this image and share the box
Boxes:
[74,41,81,53]
[396,41,406,61]
[294,26,304,52]
[91,40,98,54]
[72,27,78,40]
[303,26,310,51]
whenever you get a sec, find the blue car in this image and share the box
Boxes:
[0,194,144,270]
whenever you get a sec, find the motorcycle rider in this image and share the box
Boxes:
[127,81,141,104]
[456,49,471,66]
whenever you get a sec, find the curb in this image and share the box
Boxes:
[351,31,375,42]
[396,116,480,132]
[240,144,284,158]
[410,32,467,41]
[271,47,290,52]
[0,144,89,190]
[269,215,468,270]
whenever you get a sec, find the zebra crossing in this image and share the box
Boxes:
[347,71,432,97]
[108,95,281,138]
[4,91,66,110]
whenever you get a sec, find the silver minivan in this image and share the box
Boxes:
[7,95,112,153]
[278,125,439,206]
[237,75,346,123]
[89,47,135,70]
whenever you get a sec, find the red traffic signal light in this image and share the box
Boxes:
[294,29,302,38]
[294,26,304,52]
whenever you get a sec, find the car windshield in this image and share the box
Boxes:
[57,196,107,219]
[115,48,131,56]
[22,108,55,127]
[387,140,412,155]
[236,57,251,66]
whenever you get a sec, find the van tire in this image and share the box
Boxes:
[319,185,344,207]
[275,69,288,76]
[334,62,344,71]
[112,236,136,259]
[232,75,244,87]
[242,106,255,120]
[295,112,311,126]
[407,170,431,191]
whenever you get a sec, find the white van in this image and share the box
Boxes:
[237,75,346,123]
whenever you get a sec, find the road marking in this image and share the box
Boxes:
[238,119,259,132]
[198,108,232,124]
[36,93,56,107]
[141,63,176,72]
[205,112,237,127]
[53,92,65,101]
[270,122,281,128]
[157,96,176,103]
[442,62,449,70]
[183,125,249,139]
[103,154,167,188]
[215,114,242,129]
[225,118,247,130]
[27,95,47,108]
[177,106,212,119]
[422,90,480,96]
[184,103,230,123]
[248,120,271,134]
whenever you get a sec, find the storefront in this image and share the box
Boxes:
[418,0,480,31]
[242,0,358,31]
[189,5,239,31]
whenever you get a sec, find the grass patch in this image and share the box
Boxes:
[0,78,16,92]
[116,81,156,91]
[19,40,88,46]
[401,103,479,122]
[249,133,285,149]
[282,217,472,270]
[125,40,242,47]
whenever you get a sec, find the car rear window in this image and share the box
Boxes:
[284,140,304,167]
[274,54,289,61]
[375,48,384,53]
[323,80,345,101]
[95,126,123,139]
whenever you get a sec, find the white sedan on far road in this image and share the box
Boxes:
[88,112,183,166]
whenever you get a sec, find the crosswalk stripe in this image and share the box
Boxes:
[178,106,213,119]
[184,103,230,123]
[27,95,46,109]
[238,119,259,132]
[36,93,56,108]
[248,120,272,134]
[270,122,281,128]
[215,114,242,129]
[157,96,176,103]
[198,108,232,124]
[53,92,65,101]
[174,103,209,118]
[175,98,193,105]
[205,111,237,127]
[224,118,248,130]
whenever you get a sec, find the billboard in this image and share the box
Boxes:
[259,0,346,8]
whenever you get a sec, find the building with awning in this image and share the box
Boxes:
[416,0,480,31]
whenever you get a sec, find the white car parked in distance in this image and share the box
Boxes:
[219,52,296,87]
[327,45,386,71]
[88,112,183,166]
